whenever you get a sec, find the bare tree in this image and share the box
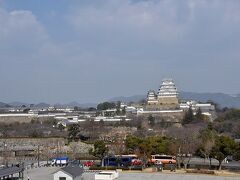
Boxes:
[168,125,201,169]
[111,138,126,156]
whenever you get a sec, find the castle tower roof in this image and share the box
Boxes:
[157,79,178,97]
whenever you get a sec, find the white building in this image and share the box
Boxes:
[180,100,216,120]
[53,166,83,180]
[94,116,131,122]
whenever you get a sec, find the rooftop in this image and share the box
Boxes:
[58,166,84,178]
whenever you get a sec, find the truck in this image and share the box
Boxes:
[50,156,69,166]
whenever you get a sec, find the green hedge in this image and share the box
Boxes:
[192,164,219,170]
[129,166,143,171]
[89,166,119,170]
[89,166,143,171]
[186,169,215,174]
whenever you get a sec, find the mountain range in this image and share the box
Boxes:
[1,92,240,108]
[109,91,240,108]
[0,101,97,108]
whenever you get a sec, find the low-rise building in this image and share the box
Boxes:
[180,100,216,120]
[53,166,84,180]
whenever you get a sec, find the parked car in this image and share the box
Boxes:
[50,156,69,166]
[83,160,95,167]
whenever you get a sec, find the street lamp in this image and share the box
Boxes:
[3,142,7,166]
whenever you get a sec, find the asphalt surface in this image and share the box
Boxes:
[24,167,240,180]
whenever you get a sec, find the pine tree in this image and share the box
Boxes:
[182,108,194,125]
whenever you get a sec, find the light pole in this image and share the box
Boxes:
[3,142,7,166]
[37,145,40,167]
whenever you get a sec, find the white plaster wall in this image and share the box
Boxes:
[53,171,73,180]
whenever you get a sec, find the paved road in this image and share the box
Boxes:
[83,172,240,180]
[24,167,240,180]
[189,158,240,166]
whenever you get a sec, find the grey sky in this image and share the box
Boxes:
[0,0,240,103]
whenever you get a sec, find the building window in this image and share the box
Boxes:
[59,177,66,180]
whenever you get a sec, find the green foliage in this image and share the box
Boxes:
[125,135,170,157]
[210,135,237,170]
[215,108,240,121]
[89,166,118,170]
[58,124,65,131]
[200,125,216,143]
[125,135,140,154]
[225,109,240,120]
[97,102,116,110]
[139,99,146,105]
[89,166,142,171]
[148,115,155,127]
[182,108,194,125]
[213,108,240,138]
[88,107,97,111]
[125,135,170,166]
[67,124,80,142]
[89,140,108,160]
[182,108,209,125]
[195,108,205,121]
[122,107,126,115]
[235,129,240,139]
[233,143,240,161]
[196,126,216,162]
[116,101,121,115]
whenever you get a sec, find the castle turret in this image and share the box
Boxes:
[147,90,158,105]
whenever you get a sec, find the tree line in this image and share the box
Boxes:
[88,128,240,170]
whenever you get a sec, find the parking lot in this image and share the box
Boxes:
[24,167,240,180]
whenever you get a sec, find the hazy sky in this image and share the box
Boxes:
[0,0,240,104]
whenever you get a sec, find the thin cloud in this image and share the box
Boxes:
[0,0,240,103]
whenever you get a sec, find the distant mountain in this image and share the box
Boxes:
[34,103,50,108]
[66,101,81,107]
[109,92,240,108]
[109,95,146,103]
[180,92,240,108]
[0,102,11,108]
[77,103,97,108]
[52,102,96,108]
[8,101,30,107]
[65,102,97,108]
[1,101,96,109]
[2,91,240,109]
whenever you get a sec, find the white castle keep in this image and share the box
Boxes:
[146,79,179,110]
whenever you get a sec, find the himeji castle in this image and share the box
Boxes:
[146,79,180,110]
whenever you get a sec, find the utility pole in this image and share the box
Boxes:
[3,142,7,166]
[37,145,40,167]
